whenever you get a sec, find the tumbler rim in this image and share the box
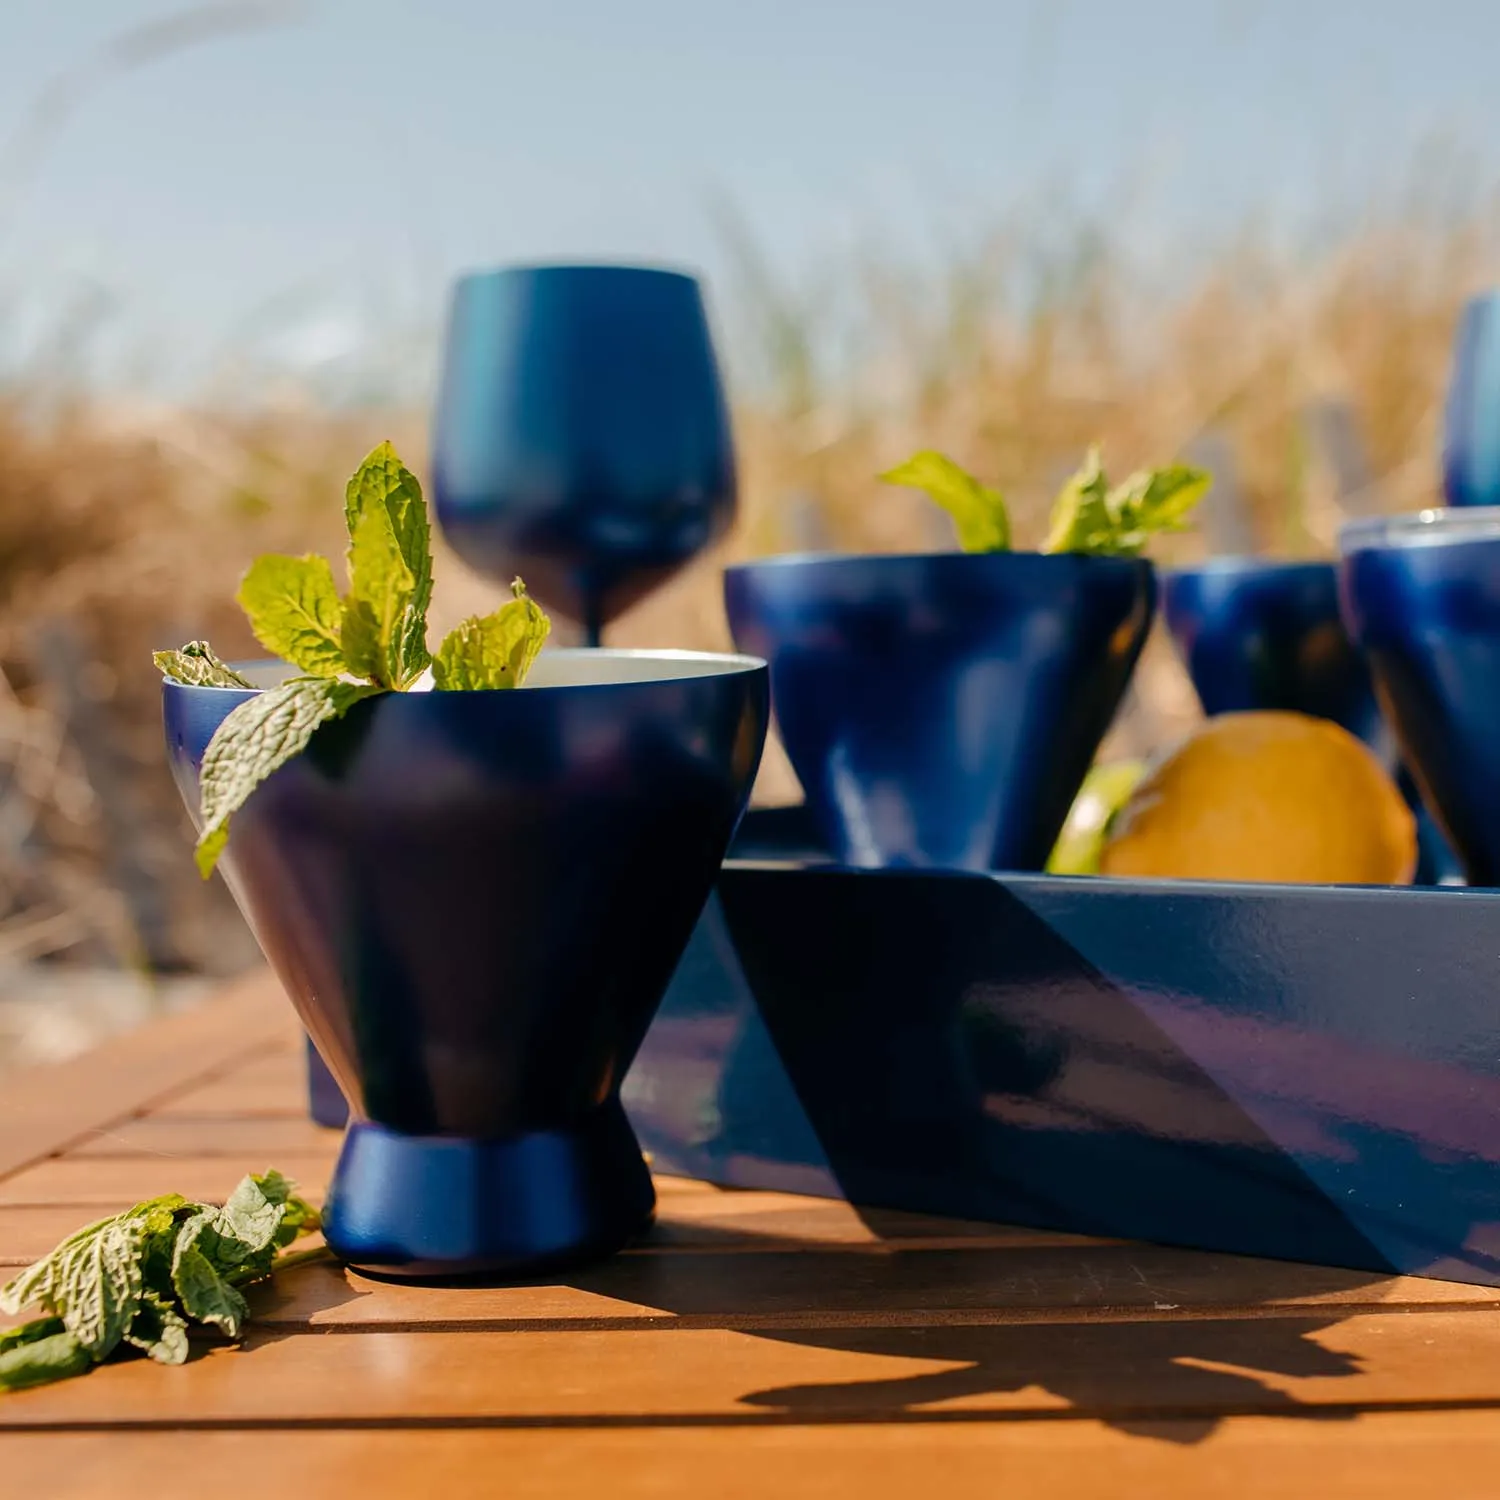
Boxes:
[1338,507,1500,555]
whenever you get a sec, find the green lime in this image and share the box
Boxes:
[1046,759,1148,876]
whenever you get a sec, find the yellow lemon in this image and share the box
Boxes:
[1098,711,1416,885]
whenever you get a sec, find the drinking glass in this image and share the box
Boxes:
[1443,291,1500,508]
[431,264,737,645]
[1163,559,1389,748]
[1339,509,1500,886]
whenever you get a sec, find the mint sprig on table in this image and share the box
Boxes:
[881,445,1211,557]
[0,1171,320,1394]
[154,441,551,878]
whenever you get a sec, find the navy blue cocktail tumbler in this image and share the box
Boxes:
[725,550,1155,871]
[164,650,768,1277]
[1341,510,1500,888]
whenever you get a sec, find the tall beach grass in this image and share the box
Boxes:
[0,182,1495,972]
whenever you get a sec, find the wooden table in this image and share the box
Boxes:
[5,979,1500,1497]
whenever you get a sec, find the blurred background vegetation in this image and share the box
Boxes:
[1,6,1496,1068]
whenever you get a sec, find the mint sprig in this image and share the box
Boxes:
[881,445,1211,558]
[0,1171,321,1393]
[155,441,553,877]
[151,641,252,689]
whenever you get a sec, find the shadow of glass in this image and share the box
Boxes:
[730,1315,1362,1445]
[564,1214,1393,1444]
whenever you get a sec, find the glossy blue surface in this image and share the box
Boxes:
[1444,291,1500,508]
[431,265,736,643]
[164,651,768,1277]
[625,828,1500,1285]
[1163,560,1387,749]
[723,551,1155,871]
[1342,522,1500,888]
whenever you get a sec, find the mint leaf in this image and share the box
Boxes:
[1042,445,1114,555]
[0,1214,116,1316]
[1043,448,1211,557]
[432,578,551,691]
[123,1290,190,1366]
[194,677,382,878]
[881,451,1010,552]
[341,502,418,689]
[1099,464,1212,556]
[269,1185,322,1250]
[186,1171,314,1289]
[52,1217,145,1357]
[0,1327,91,1392]
[154,641,252,689]
[236,555,348,678]
[344,441,432,685]
[170,1216,251,1338]
[215,1171,293,1257]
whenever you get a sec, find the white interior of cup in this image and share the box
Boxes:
[525,649,763,686]
[218,649,762,692]
[1339,507,1500,554]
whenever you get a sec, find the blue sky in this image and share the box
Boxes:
[3,0,1497,396]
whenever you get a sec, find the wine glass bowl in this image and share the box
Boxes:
[431,264,737,644]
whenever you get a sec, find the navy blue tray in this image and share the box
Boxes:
[623,807,1500,1287]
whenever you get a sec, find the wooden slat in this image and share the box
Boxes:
[65,1115,342,1159]
[150,1049,308,1118]
[7,1312,1500,1429]
[0,1154,336,1208]
[12,1413,1500,1500]
[239,1248,1500,1335]
[0,971,293,1180]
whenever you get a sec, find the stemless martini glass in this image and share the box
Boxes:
[431,264,737,645]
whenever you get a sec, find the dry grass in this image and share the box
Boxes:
[0,193,1494,971]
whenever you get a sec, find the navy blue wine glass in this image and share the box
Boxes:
[1443,291,1500,509]
[431,264,737,645]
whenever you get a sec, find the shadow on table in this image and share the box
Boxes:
[564,1214,1389,1445]
[723,1310,1364,1444]
[240,1196,1391,1444]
